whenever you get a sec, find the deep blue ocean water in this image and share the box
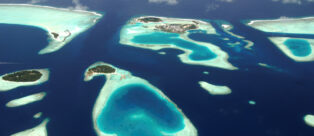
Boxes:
[1,0,314,136]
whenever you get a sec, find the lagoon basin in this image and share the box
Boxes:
[131,32,217,60]
[283,39,311,57]
[97,84,184,136]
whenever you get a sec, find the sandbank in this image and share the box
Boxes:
[0,4,102,54]
[11,118,49,136]
[246,17,314,34]
[6,92,46,107]
[199,81,232,95]
[268,37,314,62]
[0,69,49,92]
[304,114,314,127]
[120,16,237,70]
[85,61,197,136]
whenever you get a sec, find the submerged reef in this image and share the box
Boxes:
[120,16,237,70]
[269,37,314,62]
[2,70,42,82]
[0,69,49,92]
[84,61,197,136]
[0,4,102,54]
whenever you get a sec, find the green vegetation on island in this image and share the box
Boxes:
[155,24,198,33]
[2,70,42,82]
[87,65,116,75]
[137,17,163,23]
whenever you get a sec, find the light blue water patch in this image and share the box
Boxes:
[96,84,185,136]
[131,32,217,61]
[283,39,312,57]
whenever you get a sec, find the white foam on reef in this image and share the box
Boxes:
[0,4,102,54]
[0,69,49,92]
[11,118,49,136]
[304,114,314,127]
[268,37,314,62]
[6,92,46,107]
[199,81,232,95]
[85,61,198,136]
[246,17,314,34]
[120,16,238,70]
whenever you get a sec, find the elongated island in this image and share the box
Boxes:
[245,17,314,62]
[11,118,49,136]
[0,69,49,91]
[0,4,103,54]
[84,62,197,136]
[120,16,237,70]
[6,92,47,108]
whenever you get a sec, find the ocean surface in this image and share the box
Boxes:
[1,0,314,136]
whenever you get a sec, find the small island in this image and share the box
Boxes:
[2,70,42,82]
[6,92,46,108]
[304,114,314,127]
[0,69,49,92]
[120,16,237,70]
[137,17,163,23]
[0,4,103,54]
[85,62,197,136]
[11,118,49,136]
[198,81,232,95]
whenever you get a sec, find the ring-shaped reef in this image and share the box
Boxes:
[269,37,314,62]
[84,62,197,136]
[0,4,103,54]
[0,69,50,92]
[120,16,237,70]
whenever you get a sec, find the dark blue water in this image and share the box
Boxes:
[283,39,312,57]
[1,0,314,136]
[97,84,184,136]
[131,31,217,60]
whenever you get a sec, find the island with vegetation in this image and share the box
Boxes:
[0,69,49,92]
[2,70,42,82]
[84,61,197,136]
[0,4,103,54]
[120,16,238,70]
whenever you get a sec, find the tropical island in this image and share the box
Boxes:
[0,69,49,92]
[85,62,197,136]
[0,4,103,54]
[2,70,42,82]
[120,16,237,70]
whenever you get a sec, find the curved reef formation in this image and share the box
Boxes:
[85,62,197,136]
[120,16,237,70]
[0,69,49,92]
[268,37,314,62]
[11,118,49,136]
[198,81,232,95]
[0,4,102,54]
[304,114,314,127]
[6,92,46,108]
[246,17,314,34]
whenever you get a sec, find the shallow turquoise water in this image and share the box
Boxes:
[283,39,312,57]
[131,32,217,60]
[96,84,184,136]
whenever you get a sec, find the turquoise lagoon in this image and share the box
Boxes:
[283,39,312,57]
[131,32,217,61]
[96,84,184,136]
